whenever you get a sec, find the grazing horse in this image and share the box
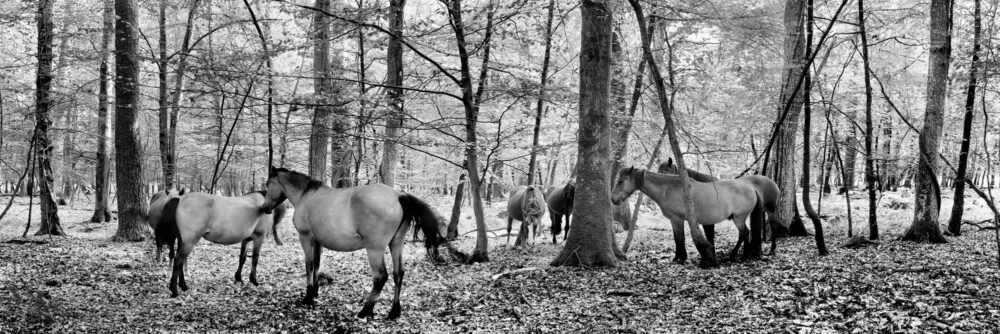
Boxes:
[611,167,764,263]
[658,158,780,253]
[148,188,185,262]
[506,185,547,246]
[545,182,575,243]
[259,167,451,320]
[156,191,286,298]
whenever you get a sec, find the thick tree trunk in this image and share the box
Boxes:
[309,0,332,182]
[113,0,149,241]
[526,0,556,186]
[379,0,405,187]
[948,0,981,236]
[90,0,114,223]
[801,0,828,255]
[903,0,951,243]
[33,0,63,236]
[551,0,619,268]
[858,0,878,240]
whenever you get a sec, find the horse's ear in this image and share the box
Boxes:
[269,165,277,177]
[179,188,186,196]
[667,157,673,167]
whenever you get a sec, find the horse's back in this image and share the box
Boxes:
[298,184,403,251]
[738,175,779,210]
[176,192,265,245]
[507,186,527,221]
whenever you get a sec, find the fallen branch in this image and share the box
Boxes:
[891,266,944,273]
[490,267,538,280]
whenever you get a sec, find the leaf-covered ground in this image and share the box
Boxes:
[1,191,999,333]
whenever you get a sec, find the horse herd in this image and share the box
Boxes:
[145,161,779,319]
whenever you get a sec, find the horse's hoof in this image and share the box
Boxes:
[672,257,687,264]
[250,278,259,286]
[298,298,315,306]
[235,277,243,284]
[698,259,718,269]
[356,309,374,319]
[387,303,401,320]
[170,291,179,298]
[179,283,189,291]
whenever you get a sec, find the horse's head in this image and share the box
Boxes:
[261,166,288,214]
[564,181,576,205]
[657,157,677,174]
[611,167,642,205]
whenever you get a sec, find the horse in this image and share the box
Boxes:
[148,188,185,262]
[259,166,453,320]
[610,167,764,264]
[506,185,548,246]
[545,182,575,243]
[156,190,286,298]
[658,158,780,253]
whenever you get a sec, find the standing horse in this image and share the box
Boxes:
[658,158,780,253]
[545,182,575,243]
[260,167,453,320]
[156,191,286,298]
[506,185,548,246]
[148,188,185,262]
[611,167,764,262]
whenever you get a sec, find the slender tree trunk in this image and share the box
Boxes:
[526,0,556,185]
[607,27,634,230]
[54,0,75,203]
[166,0,201,187]
[90,0,114,223]
[903,0,951,243]
[157,0,173,190]
[379,0,406,187]
[309,0,332,182]
[948,0,982,236]
[858,0,878,240]
[801,0,828,255]
[113,0,149,241]
[551,0,619,267]
[33,0,63,236]
[447,172,466,240]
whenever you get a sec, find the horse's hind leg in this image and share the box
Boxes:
[506,217,513,245]
[171,241,196,296]
[357,249,389,319]
[731,217,750,261]
[670,219,687,264]
[703,224,716,246]
[249,236,264,286]
[563,214,571,241]
[387,240,405,320]
[235,237,251,284]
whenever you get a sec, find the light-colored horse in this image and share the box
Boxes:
[506,185,548,246]
[658,158,780,256]
[148,188,185,262]
[260,167,452,320]
[611,167,764,263]
[157,191,285,298]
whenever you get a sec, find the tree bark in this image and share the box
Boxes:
[157,0,173,190]
[90,0,114,223]
[33,0,63,236]
[608,27,633,230]
[447,172,466,241]
[165,0,201,188]
[858,0,878,240]
[550,0,619,268]
[903,0,951,243]
[801,0,828,255]
[55,0,75,203]
[309,0,332,182]
[379,0,406,187]
[948,0,981,236]
[113,0,149,241]
[526,0,556,186]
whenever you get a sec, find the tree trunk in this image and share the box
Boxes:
[157,0,173,190]
[608,26,636,230]
[448,0,494,263]
[801,0,828,255]
[447,172,466,241]
[769,0,807,239]
[903,0,951,243]
[858,0,878,240]
[90,0,114,223]
[33,0,63,236]
[526,0,556,185]
[842,118,858,192]
[166,0,201,188]
[309,0,332,182]
[879,113,893,191]
[112,0,149,241]
[947,0,981,236]
[379,0,406,187]
[54,0,75,204]
[551,0,619,268]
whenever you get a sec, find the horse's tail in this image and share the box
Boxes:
[155,197,181,260]
[398,193,468,263]
[747,190,766,259]
[271,202,286,246]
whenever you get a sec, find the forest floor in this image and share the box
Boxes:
[1,189,999,333]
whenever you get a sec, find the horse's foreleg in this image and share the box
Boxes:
[358,249,389,319]
[249,236,264,286]
[387,241,405,320]
[235,238,251,284]
[169,252,182,297]
[563,214,571,241]
[506,217,513,245]
[299,237,318,305]
[670,219,688,264]
[703,224,716,246]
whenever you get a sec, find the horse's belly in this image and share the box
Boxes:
[203,225,254,245]
[315,232,364,252]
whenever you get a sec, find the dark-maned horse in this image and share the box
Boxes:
[611,167,764,264]
[658,158,780,253]
[545,182,575,243]
[260,167,454,320]
[148,188,185,262]
[506,185,548,246]
[156,191,286,298]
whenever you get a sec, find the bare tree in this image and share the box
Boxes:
[33,0,63,236]
[112,0,150,241]
[801,0,828,255]
[526,0,556,185]
[948,0,982,236]
[90,0,114,223]
[309,0,333,182]
[858,0,878,239]
[379,0,406,187]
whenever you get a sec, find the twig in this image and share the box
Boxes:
[490,267,538,280]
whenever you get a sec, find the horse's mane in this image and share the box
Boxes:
[243,190,266,197]
[272,167,325,193]
[657,161,719,182]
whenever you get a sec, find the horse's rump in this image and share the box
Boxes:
[154,197,181,259]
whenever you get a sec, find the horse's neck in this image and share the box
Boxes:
[687,168,719,182]
[638,172,683,203]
